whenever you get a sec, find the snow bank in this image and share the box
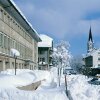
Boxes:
[48,67,100,100]
[0,69,68,100]
[68,75,100,100]
[0,69,50,88]
[0,88,68,100]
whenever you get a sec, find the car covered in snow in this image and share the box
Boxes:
[88,77,100,85]
[96,74,100,78]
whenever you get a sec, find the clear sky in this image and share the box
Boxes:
[13,0,100,56]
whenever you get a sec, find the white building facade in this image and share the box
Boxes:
[38,34,53,70]
[84,27,100,75]
[0,0,41,71]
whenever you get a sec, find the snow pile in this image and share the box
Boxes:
[50,68,100,100]
[32,70,50,82]
[2,67,99,100]
[35,67,67,100]
[68,75,100,100]
[38,34,53,47]
[35,89,67,100]
[0,69,68,100]
[0,69,50,88]
[50,67,58,82]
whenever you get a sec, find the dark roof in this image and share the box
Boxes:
[0,0,41,42]
[88,27,93,42]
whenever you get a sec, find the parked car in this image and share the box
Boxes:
[88,77,100,85]
[63,68,76,75]
[70,70,77,75]
[96,74,100,78]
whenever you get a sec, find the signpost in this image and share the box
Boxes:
[63,67,72,95]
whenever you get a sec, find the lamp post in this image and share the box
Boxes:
[14,54,17,75]
[11,49,20,75]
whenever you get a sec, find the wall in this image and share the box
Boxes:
[0,5,37,71]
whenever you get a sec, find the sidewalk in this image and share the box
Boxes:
[17,80,43,91]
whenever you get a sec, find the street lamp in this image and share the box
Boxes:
[11,49,20,75]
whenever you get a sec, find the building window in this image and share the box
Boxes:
[42,58,45,62]
[12,40,15,48]
[39,58,45,62]
[39,58,41,62]
[0,32,3,47]
[4,12,9,24]
[98,64,100,67]
[0,9,3,19]
[4,35,7,49]
[98,58,100,60]
[39,50,44,54]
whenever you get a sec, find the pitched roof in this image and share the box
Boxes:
[83,48,100,58]
[88,27,93,42]
[38,34,53,47]
[0,0,41,42]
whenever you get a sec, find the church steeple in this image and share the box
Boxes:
[87,27,94,53]
[88,27,93,42]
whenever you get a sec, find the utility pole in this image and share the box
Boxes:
[65,74,67,94]
[14,55,17,75]
[11,48,20,75]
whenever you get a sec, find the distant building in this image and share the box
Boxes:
[38,34,53,70]
[83,27,100,75]
[0,0,41,71]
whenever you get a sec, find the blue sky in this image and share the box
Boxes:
[13,0,100,56]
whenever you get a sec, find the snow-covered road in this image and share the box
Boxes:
[0,68,100,100]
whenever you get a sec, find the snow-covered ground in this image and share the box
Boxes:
[0,68,100,100]
[0,69,50,88]
[68,75,100,100]
[51,67,100,100]
[0,69,67,100]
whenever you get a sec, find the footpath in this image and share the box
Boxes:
[17,80,44,91]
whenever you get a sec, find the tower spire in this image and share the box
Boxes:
[87,27,94,53]
[88,26,93,42]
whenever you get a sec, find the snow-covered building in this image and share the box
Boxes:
[0,0,41,71]
[38,34,53,70]
[83,27,100,75]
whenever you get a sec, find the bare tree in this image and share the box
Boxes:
[52,40,72,86]
[70,55,84,74]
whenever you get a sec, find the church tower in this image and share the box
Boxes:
[87,27,94,53]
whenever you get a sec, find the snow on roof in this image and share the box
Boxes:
[10,0,27,22]
[38,34,53,47]
[83,48,100,58]
[9,0,41,41]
